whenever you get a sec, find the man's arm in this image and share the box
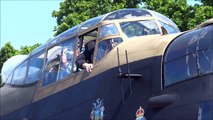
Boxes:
[76,52,87,69]
[75,40,96,73]
[82,63,93,73]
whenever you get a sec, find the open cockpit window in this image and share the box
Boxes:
[80,30,97,52]
[74,29,98,72]
[96,37,123,62]
[120,20,160,38]
[42,37,76,87]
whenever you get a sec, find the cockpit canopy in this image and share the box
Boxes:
[56,8,180,43]
[164,23,213,86]
[1,8,181,86]
[1,55,28,84]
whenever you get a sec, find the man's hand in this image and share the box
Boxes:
[82,63,93,73]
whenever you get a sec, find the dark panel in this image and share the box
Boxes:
[1,56,168,119]
[0,85,37,118]
[151,103,198,120]
[27,91,65,119]
[149,74,213,120]
[152,56,163,93]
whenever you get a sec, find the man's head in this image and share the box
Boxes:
[62,51,68,63]
[62,49,73,63]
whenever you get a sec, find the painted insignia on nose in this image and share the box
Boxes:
[136,106,146,120]
[90,98,105,120]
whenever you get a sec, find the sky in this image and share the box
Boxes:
[0,0,63,50]
[0,0,200,50]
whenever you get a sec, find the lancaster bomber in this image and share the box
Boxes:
[1,8,212,120]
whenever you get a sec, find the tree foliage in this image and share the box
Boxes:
[52,0,142,36]
[142,0,213,31]
[19,43,41,55]
[196,0,213,6]
[53,0,212,34]
[0,42,19,71]
[187,5,213,29]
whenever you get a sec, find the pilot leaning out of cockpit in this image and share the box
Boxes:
[76,40,96,73]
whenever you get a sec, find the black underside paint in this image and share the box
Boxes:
[1,56,213,120]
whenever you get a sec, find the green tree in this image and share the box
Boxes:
[52,0,142,36]
[0,42,19,70]
[196,0,213,6]
[142,0,213,31]
[19,43,41,55]
[187,5,213,29]
[53,0,212,34]
[0,42,18,84]
[142,0,189,31]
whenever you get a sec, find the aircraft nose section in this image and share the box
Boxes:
[1,55,28,85]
